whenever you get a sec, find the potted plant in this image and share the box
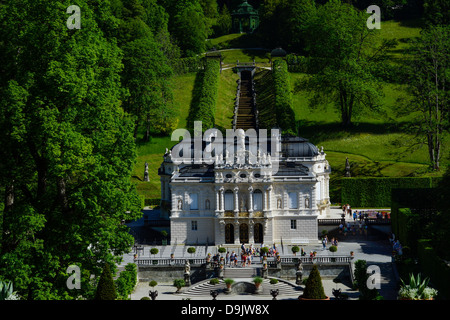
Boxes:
[209,278,220,285]
[299,265,329,300]
[187,247,196,263]
[149,280,158,300]
[224,278,234,293]
[173,279,186,293]
[398,273,438,300]
[218,247,226,256]
[253,276,264,293]
[291,246,300,256]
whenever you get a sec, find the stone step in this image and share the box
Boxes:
[181,278,301,297]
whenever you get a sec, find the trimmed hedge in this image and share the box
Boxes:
[272,59,296,135]
[187,59,220,130]
[341,177,441,207]
[390,188,439,250]
[418,239,450,299]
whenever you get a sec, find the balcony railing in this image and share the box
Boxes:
[135,255,353,267]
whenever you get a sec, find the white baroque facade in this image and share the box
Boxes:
[158,129,331,246]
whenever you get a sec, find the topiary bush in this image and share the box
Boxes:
[173,279,186,293]
[95,263,117,300]
[301,265,327,299]
[291,246,300,255]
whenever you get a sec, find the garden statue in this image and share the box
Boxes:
[184,260,191,286]
[144,162,149,182]
[345,157,351,177]
[295,260,303,285]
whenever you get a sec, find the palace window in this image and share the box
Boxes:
[224,190,234,211]
[191,221,198,231]
[189,193,198,210]
[253,189,263,211]
[291,220,297,229]
[288,192,298,209]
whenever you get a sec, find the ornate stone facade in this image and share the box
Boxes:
[158,130,331,246]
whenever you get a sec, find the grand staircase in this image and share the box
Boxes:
[180,276,302,297]
[235,76,256,130]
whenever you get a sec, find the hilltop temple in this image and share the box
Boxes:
[158,129,331,246]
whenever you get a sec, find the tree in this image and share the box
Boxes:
[402,26,449,171]
[301,265,327,299]
[0,0,141,299]
[112,0,177,140]
[171,1,210,56]
[173,279,186,292]
[423,0,450,26]
[213,4,232,37]
[95,264,117,300]
[297,0,396,128]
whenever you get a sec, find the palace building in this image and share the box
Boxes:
[158,129,331,246]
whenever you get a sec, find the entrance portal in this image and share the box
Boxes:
[225,224,234,244]
[254,223,263,243]
[239,223,249,243]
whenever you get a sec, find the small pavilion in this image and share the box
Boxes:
[231,1,259,34]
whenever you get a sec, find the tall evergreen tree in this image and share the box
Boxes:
[95,263,117,300]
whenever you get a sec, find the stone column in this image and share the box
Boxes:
[215,187,220,216]
[220,187,224,212]
[263,187,267,211]
[267,186,272,211]
[249,219,254,244]
[234,219,240,244]
[234,187,239,215]
[248,186,253,215]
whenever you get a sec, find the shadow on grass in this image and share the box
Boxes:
[296,120,409,142]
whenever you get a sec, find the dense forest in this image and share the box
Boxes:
[0,0,448,300]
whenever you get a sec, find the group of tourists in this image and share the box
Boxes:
[339,220,368,236]
[321,235,339,249]
[205,243,281,268]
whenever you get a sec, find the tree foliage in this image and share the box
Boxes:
[296,0,397,127]
[401,25,449,171]
[0,0,141,300]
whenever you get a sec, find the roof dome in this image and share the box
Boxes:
[233,1,258,15]
[281,136,319,157]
